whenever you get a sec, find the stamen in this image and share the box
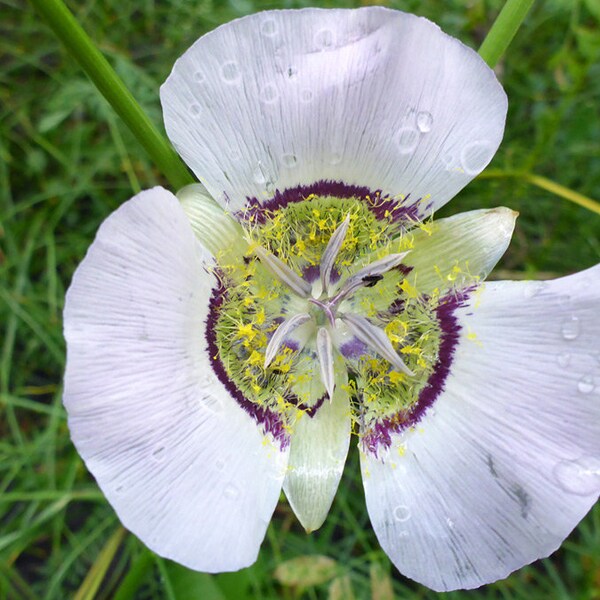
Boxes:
[334,252,411,303]
[254,246,312,298]
[320,215,350,295]
[341,313,414,376]
[316,327,335,399]
[264,313,312,368]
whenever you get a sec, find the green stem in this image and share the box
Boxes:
[480,170,600,216]
[29,0,194,190]
[478,0,536,68]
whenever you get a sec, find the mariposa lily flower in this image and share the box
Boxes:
[63,7,600,592]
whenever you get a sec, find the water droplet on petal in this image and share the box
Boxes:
[253,162,268,185]
[189,104,202,117]
[460,140,495,175]
[282,153,298,168]
[287,66,298,79]
[553,456,600,496]
[329,151,342,165]
[300,89,314,103]
[416,111,433,133]
[397,127,419,155]
[193,71,206,83]
[115,485,125,494]
[523,281,546,298]
[561,315,580,340]
[260,18,277,37]
[393,505,411,522]
[260,83,279,104]
[224,483,241,500]
[221,61,240,83]
[215,458,227,471]
[200,392,224,415]
[314,28,334,49]
[557,352,571,368]
[577,374,595,394]
[446,517,455,529]
[152,446,166,462]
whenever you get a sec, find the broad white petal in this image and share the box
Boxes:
[403,208,517,294]
[361,265,600,591]
[161,8,506,215]
[284,380,352,532]
[64,187,289,572]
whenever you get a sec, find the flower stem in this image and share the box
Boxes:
[29,0,195,190]
[480,170,600,216]
[478,0,536,68]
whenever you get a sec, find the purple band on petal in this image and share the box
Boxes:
[362,287,474,456]
[240,180,422,224]
[205,280,290,450]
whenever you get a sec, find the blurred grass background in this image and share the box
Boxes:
[1,0,599,598]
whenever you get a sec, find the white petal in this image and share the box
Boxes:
[403,208,517,294]
[161,8,506,215]
[64,187,289,572]
[284,381,352,532]
[361,265,600,591]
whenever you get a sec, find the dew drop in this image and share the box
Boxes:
[561,315,580,341]
[460,140,495,175]
[224,483,241,500]
[557,352,571,368]
[193,71,206,83]
[523,281,546,298]
[115,485,125,494]
[152,446,166,462]
[260,83,279,104]
[253,162,269,185]
[577,374,595,395]
[446,517,455,529]
[260,18,277,37]
[282,153,298,168]
[314,28,334,49]
[215,458,227,471]
[200,392,223,415]
[300,89,314,103]
[189,104,202,117]
[265,181,276,195]
[416,111,433,133]
[287,66,298,79]
[397,126,419,155]
[553,456,600,496]
[329,151,342,165]
[393,505,411,522]
[220,61,240,83]
[442,153,454,167]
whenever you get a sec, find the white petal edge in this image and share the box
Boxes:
[63,187,289,572]
[161,8,507,215]
[283,377,352,532]
[361,265,600,591]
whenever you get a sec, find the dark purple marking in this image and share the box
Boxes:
[302,264,320,283]
[361,287,475,456]
[240,180,422,225]
[205,280,290,450]
[340,337,369,360]
[289,394,327,418]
